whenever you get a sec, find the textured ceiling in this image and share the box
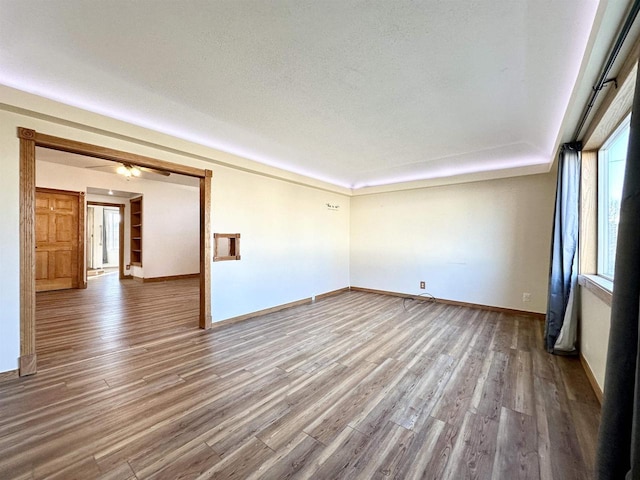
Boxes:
[0,1,602,188]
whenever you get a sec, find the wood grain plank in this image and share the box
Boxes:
[304,358,407,445]
[404,419,460,479]
[493,407,539,479]
[247,432,323,480]
[391,415,446,480]
[352,421,414,480]
[503,349,535,416]
[442,411,499,480]
[431,347,485,426]
[390,353,456,431]
[473,350,509,421]
[96,461,136,480]
[143,442,220,480]
[570,401,600,478]
[302,426,370,479]
[556,355,600,406]
[196,436,273,479]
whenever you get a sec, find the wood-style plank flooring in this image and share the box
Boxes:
[0,274,600,479]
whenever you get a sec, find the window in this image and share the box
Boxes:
[214,233,241,261]
[597,116,630,280]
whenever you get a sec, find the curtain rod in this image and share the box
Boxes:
[565,141,583,151]
[572,0,640,142]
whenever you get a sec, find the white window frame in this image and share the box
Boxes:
[597,115,630,281]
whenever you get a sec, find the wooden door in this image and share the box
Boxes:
[35,188,83,292]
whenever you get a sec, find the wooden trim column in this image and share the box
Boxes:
[78,192,86,288]
[200,170,212,329]
[18,128,37,376]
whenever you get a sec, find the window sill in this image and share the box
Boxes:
[578,274,613,307]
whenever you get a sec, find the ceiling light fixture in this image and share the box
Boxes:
[116,164,141,177]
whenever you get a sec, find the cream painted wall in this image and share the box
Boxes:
[36,161,199,279]
[0,113,20,373]
[211,164,350,321]
[579,287,611,390]
[350,173,556,313]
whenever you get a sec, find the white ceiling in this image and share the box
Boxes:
[35,147,200,187]
[0,1,613,189]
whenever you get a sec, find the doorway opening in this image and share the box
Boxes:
[18,127,212,376]
[87,202,125,280]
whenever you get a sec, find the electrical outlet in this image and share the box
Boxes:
[522,292,531,302]
[420,281,426,289]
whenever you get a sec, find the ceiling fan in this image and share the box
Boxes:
[85,162,170,177]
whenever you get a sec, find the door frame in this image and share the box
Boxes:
[35,187,86,291]
[18,127,213,376]
[87,202,126,280]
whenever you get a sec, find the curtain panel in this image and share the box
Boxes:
[545,145,581,353]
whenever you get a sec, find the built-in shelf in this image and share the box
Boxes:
[130,196,143,266]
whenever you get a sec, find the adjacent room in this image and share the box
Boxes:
[1,1,640,479]
[32,147,202,369]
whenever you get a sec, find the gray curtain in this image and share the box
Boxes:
[544,144,580,353]
[596,66,640,480]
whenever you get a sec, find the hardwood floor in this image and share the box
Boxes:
[0,275,600,479]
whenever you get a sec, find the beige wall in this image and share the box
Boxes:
[579,287,611,390]
[211,163,350,320]
[350,173,556,313]
[0,111,21,374]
